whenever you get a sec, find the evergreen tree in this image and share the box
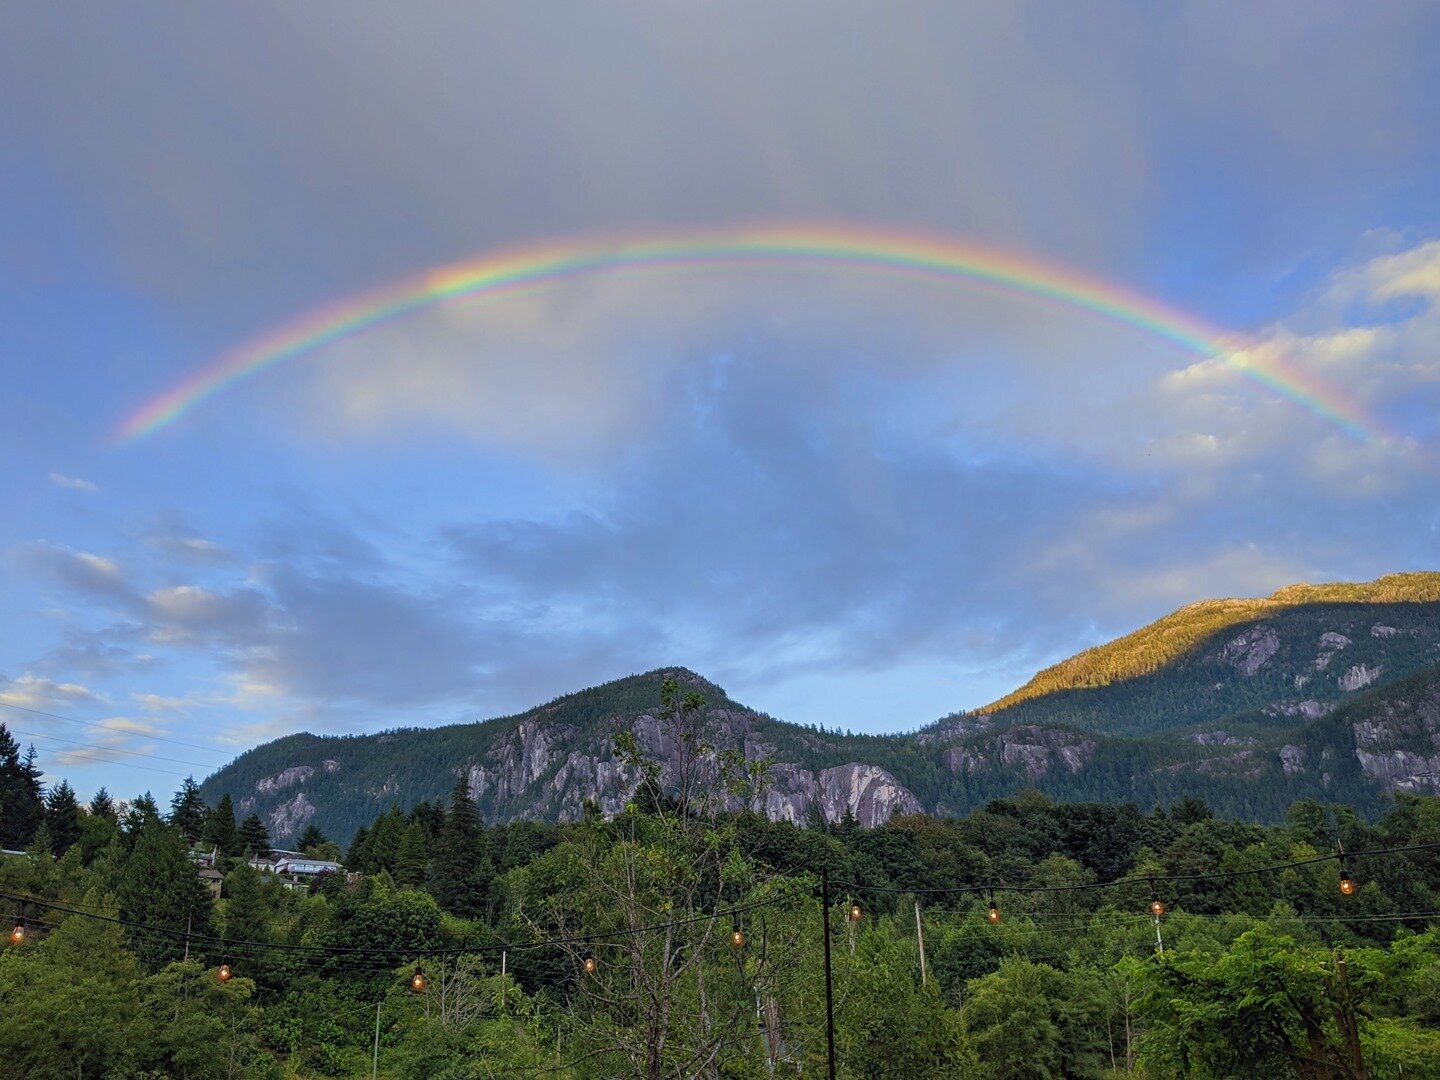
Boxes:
[296,822,328,853]
[168,776,209,840]
[394,820,429,886]
[117,818,214,964]
[204,794,238,859]
[0,724,44,849]
[409,799,446,839]
[237,814,271,860]
[43,780,83,855]
[430,778,492,917]
[223,863,268,943]
[345,826,370,871]
[122,792,162,845]
[89,786,117,822]
[361,805,406,873]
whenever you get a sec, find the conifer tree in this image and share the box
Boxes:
[394,820,429,886]
[168,776,209,840]
[117,817,214,964]
[345,825,370,871]
[430,777,492,917]
[296,822,327,853]
[237,814,271,860]
[43,780,83,855]
[0,723,44,849]
[361,805,406,873]
[89,786,117,821]
[223,862,268,943]
[122,792,162,845]
[204,793,238,859]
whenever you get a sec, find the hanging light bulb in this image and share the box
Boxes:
[729,919,746,948]
[217,963,233,983]
[1149,892,1166,918]
[848,902,862,923]
[1338,870,1356,896]
[410,965,428,992]
[987,900,1001,925]
[8,922,24,945]
[581,950,597,974]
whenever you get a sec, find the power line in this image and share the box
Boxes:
[6,840,1437,967]
[0,699,232,757]
[13,728,229,772]
[0,883,812,961]
[833,840,1440,899]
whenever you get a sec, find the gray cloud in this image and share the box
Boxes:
[4,2,1435,315]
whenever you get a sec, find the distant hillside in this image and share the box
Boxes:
[983,572,1440,714]
[202,574,1440,845]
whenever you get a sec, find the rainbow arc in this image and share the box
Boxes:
[115,225,1395,449]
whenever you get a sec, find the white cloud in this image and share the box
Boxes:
[48,473,100,493]
[0,674,104,710]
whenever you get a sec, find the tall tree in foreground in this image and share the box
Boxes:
[168,776,209,840]
[430,778,492,918]
[237,814,272,860]
[204,793,238,859]
[0,724,44,849]
[117,819,215,966]
[43,780,83,855]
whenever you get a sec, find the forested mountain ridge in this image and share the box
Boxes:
[978,571,1440,715]
[200,574,1440,845]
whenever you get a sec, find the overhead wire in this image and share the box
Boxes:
[832,840,1440,899]
[0,698,233,758]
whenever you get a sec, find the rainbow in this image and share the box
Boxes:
[116,224,1392,447]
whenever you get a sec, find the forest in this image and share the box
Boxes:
[3,682,1440,1079]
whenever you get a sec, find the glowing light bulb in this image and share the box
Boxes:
[1338,871,1356,896]
[1149,895,1166,918]
[410,966,427,992]
[848,903,862,923]
[217,963,233,983]
[582,950,597,974]
[987,901,1001,925]
[8,923,24,945]
[729,924,746,948]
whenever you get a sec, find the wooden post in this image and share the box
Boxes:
[914,902,928,986]
[821,869,837,1080]
[372,1001,381,1080]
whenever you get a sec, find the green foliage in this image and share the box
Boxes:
[0,724,44,849]
[238,812,273,859]
[204,792,238,859]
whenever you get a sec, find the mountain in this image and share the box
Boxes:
[200,572,1440,845]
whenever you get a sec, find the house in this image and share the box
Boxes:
[273,857,343,878]
[198,868,224,898]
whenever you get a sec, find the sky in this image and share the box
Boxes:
[2,2,1439,801]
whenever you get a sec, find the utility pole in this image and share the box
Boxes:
[915,902,928,986]
[821,868,837,1080]
[372,1001,381,1080]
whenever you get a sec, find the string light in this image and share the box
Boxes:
[409,965,427,992]
[848,902,862,923]
[217,963,233,983]
[1149,889,1166,919]
[1338,870,1356,896]
[729,919,746,948]
[987,899,1001,925]
[581,949,597,975]
[8,922,23,945]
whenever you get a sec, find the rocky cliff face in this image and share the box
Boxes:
[456,699,922,827]
[201,575,1440,844]
[1348,674,1440,794]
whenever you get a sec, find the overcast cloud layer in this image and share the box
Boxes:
[1,3,1438,798]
